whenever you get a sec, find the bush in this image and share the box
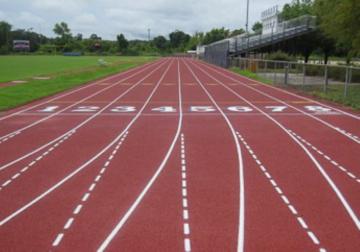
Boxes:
[0,45,10,55]
[265,51,296,62]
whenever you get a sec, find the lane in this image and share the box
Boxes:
[0,58,180,251]
[195,60,360,141]
[0,59,169,171]
[187,58,360,251]
[0,59,161,122]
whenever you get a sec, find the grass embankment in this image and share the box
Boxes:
[230,68,360,110]
[0,56,158,111]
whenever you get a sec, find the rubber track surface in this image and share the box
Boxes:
[0,58,359,252]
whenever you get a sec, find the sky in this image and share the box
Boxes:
[0,0,291,40]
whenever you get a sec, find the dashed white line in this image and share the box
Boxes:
[52,233,64,247]
[51,132,129,247]
[73,204,83,215]
[0,131,76,191]
[179,134,192,251]
[237,132,326,251]
[289,130,360,184]
[64,218,74,230]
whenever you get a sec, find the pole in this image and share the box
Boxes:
[148,29,151,41]
[246,0,250,33]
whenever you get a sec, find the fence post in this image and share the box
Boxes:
[284,63,289,85]
[302,63,306,89]
[274,62,277,85]
[344,67,350,98]
[324,65,328,93]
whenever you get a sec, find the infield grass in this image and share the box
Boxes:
[0,56,158,111]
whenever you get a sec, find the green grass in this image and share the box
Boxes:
[230,67,360,110]
[0,56,156,82]
[230,68,272,84]
[0,56,157,111]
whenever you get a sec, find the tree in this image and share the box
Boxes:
[169,30,191,49]
[90,34,101,40]
[314,0,360,60]
[280,0,313,21]
[0,21,12,49]
[53,22,71,39]
[153,36,168,51]
[75,33,83,41]
[252,22,263,33]
[230,28,245,37]
[116,34,129,53]
[202,28,230,45]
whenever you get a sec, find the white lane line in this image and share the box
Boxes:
[64,218,74,230]
[183,198,188,208]
[179,133,192,251]
[73,204,83,215]
[183,59,245,252]
[192,60,360,231]
[237,133,326,250]
[82,193,91,202]
[51,132,130,247]
[0,60,169,173]
[184,238,191,252]
[0,131,76,191]
[52,233,64,247]
[290,131,360,184]
[97,59,183,252]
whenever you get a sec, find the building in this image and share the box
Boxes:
[13,40,30,51]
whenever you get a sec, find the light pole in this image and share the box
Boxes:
[245,0,250,58]
[245,0,250,33]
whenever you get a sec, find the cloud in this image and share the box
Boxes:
[18,11,45,24]
[32,0,86,13]
[1,0,292,40]
[74,13,97,26]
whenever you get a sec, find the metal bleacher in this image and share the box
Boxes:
[202,15,317,67]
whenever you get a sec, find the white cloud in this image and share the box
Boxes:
[74,13,97,25]
[18,11,45,24]
[1,0,292,40]
[0,10,5,20]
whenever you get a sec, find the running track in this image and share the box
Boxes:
[0,58,359,252]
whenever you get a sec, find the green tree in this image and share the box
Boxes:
[53,22,72,40]
[252,22,263,33]
[169,30,191,50]
[0,21,12,53]
[203,28,230,45]
[230,28,245,37]
[314,0,360,60]
[153,36,168,51]
[116,34,129,53]
[281,0,313,21]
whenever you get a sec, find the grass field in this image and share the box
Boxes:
[0,56,157,111]
[230,68,360,110]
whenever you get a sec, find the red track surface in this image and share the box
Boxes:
[0,58,359,252]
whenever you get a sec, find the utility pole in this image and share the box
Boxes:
[245,0,250,33]
[148,28,151,41]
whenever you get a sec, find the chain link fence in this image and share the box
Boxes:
[229,58,360,107]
